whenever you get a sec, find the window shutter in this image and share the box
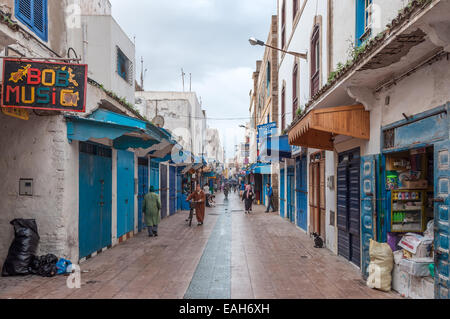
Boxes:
[16,0,33,26]
[15,0,47,41]
[33,0,45,33]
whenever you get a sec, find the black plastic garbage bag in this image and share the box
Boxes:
[29,254,58,277]
[1,219,40,276]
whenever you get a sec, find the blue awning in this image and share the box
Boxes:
[66,109,176,156]
[251,163,272,175]
[259,135,292,162]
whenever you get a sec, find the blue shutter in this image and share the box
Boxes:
[15,0,47,42]
[360,155,377,278]
[355,0,365,46]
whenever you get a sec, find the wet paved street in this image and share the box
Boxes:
[0,192,399,299]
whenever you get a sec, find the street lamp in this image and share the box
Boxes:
[248,37,307,60]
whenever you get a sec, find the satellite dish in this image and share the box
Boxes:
[152,115,165,127]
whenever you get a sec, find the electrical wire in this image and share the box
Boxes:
[155,111,296,121]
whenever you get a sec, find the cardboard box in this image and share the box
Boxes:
[403,180,428,189]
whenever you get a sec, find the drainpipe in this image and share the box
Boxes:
[82,21,88,64]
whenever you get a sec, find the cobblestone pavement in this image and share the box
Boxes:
[0,192,400,299]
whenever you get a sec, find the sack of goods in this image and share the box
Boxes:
[366,239,394,292]
[1,219,40,276]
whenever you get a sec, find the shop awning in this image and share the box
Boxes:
[66,109,162,147]
[288,104,370,151]
[252,163,271,175]
[259,135,292,162]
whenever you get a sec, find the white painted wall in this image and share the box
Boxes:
[135,91,207,158]
[331,0,408,71]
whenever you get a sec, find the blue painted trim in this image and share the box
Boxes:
[355,0,365,46]
[113,135,159,150]
[88,109,147,130]
[381,103,450,154]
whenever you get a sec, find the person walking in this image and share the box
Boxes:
[242,184,254,214]
[265,183,275,213]
[142,186,161,237]
[187,184,206,226]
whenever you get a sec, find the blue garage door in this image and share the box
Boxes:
[117,150,135,238]
[280,168,285,218]
[138,158,149,232]
[79,142,112,259]
[296,155,308,230]
[169,165,176,215]
[160,164,168,219]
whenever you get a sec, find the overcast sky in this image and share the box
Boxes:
[109,0,277,160]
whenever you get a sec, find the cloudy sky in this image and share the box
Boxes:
[109,0,277,160]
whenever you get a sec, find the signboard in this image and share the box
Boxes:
[257,122,277,139]
[1,59,87,112]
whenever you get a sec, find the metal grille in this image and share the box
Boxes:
[79,142,112,158]
[383,128,395,149]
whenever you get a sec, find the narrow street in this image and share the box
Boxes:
[0,192,399,299]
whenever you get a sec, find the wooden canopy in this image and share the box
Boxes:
[288,104,370,151]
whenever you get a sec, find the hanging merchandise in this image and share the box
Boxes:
[1,219,40,276]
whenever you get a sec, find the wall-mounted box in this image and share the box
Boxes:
[19,179,33,196]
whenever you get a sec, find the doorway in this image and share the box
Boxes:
[337,148,360,267]
[309,151,326,240]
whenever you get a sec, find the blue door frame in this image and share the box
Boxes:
[79,142,112,259]
[177,167,183,211]
[280,168,285,218]
[296,155,308,230]
[169,165,176,215]
[287,166,295,223]
[117,150,135,238]
[160,164,168,219]
[150,160,160,194]
[138,158,149,232]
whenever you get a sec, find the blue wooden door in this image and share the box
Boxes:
[117,150,135,238]
[79,143,112,259]
[169,165,176,215]
[138,158,149,232]
[177,167,183,211]
[280,168,285,218]
[160,164,168,219]
[150,160,160,194]
[434,141,450,299]
[287,167,295,223]
[296,155,308,230]
[360,155,376,278]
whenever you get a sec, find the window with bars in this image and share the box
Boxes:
[293,63,298,116]
[117,47,133,84]
[310,25,320,97]
[15,0,48,42]
[281,0,286,49]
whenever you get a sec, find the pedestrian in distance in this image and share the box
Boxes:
[242,184,254,214]
[142,186,161,237]
[187,184,206,226]
[265,183,275,213]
